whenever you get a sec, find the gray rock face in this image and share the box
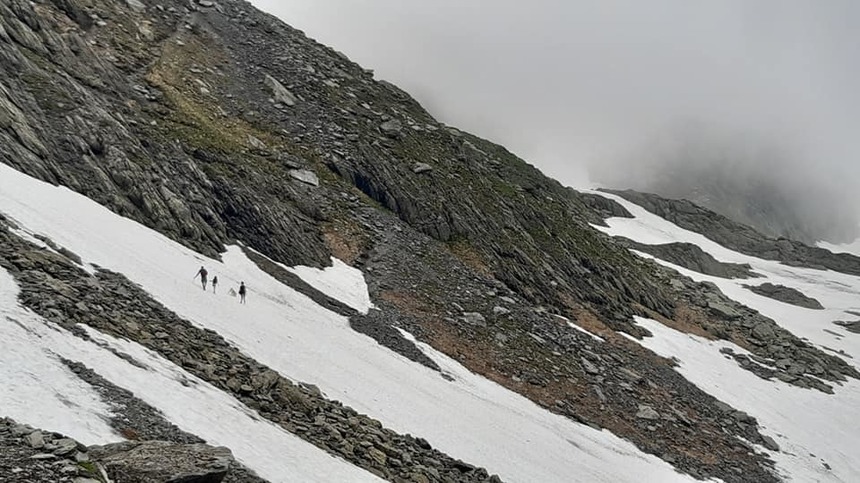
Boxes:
[263,74,297,106]
[833,320,860,334]
[745,283,824,310]
[707,299,742,320]
[89,441,233,483]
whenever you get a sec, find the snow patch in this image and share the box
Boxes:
[286,256,375,314]
[630,316,860,482]
[0,267,117,445]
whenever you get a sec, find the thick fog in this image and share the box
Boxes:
[250,0,860,242]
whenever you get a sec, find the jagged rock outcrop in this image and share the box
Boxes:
[745,283,824,310]
[619,239,760,279]
[646,265,858,393]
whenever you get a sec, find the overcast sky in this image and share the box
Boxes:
[249,0,859,193]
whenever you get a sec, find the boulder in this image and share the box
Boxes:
[580,357,600,375]
[751,322,775,341]
[89,441,234,483]
[289,169,319,187]
[461,312,486,327]
[246,135,267,151]
[263,74,297,106]
[125,0,146,12]
[412,162,433,174]
[761,435,780,452]
[25,430,45,449]
[636,405,660,420]
[707,300,741,320]
[379,120,403,139]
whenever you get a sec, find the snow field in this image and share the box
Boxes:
[0,163,698,482]
[0,266,384,482]
[592,190,860,482]
[285,255,376,314]
[0,268,117,445]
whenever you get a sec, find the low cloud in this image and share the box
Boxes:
[251,0,860,241]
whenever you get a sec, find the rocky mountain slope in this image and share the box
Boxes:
[604,189,860,276]
[2,1,860,482]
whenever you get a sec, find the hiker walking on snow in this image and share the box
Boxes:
[212,276,218,294]
[194,266,208,290]
[238,281,247,304]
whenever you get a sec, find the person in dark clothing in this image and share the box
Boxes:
[212,276,218,294]
[194,266,208,290]
[238,281,246,304]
